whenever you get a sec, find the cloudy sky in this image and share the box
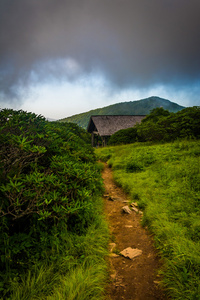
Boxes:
[0,0,200,119]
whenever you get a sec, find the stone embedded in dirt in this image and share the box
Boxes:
[131,207,139,213]
[110,270,117,280]
[110,253,119,257]
[108,196,115,201]
[130,202,143,214]
[154,280,161,285]
[104,193,109,197]
[131,202,139,207]
[125,225,133,228]
[120,247,142,260]
[112,197,123,201]
[109,242,117,252]
[122,206,132,214]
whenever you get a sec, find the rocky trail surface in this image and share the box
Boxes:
[102,163,168,300]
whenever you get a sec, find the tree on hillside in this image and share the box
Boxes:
[141,107,171,123]
[137,106,200,142]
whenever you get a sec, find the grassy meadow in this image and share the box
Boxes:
[96,140,200,300]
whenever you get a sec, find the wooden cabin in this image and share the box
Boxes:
[87,115,146,146]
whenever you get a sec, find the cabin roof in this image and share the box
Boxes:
[87,115,146,136]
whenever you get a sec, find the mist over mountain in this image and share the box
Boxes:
[59,96,185,129]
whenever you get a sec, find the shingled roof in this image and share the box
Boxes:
[87,115,146,136]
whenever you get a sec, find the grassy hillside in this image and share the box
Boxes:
[96,140,200,299]
[59,96,185,129]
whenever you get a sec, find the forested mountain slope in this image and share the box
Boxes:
[59,96,185,129]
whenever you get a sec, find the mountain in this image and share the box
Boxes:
[59,96,185,129]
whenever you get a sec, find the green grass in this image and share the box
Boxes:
[2,198,109,300]
[96,140,200,300]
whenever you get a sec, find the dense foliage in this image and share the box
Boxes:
[60,97,184,129]
[109,106,200,145]
[0,109,107,298]
[96,140,200,299]
[108,127,138,146]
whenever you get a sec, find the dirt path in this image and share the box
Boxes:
[102,163,168,300]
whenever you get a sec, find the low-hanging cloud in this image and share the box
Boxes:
[1,0,200,103]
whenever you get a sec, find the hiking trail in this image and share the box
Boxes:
[102,163,168,300]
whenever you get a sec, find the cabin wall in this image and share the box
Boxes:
[90,132,109,147]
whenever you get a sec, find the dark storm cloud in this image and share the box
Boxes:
[1,0,200,101]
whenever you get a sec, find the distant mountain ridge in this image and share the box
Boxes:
[59,96,185,129]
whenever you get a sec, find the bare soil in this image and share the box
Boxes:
[102,163,168,300]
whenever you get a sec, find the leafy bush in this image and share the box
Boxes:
[0,109,105,298]
[108,127,138,145]
[126,161,144,173]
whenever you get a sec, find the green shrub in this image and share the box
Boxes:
[108,127,138,145]
[126,161,144,173]
[0,109,106,298]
